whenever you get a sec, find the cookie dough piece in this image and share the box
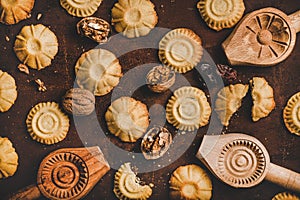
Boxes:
[26,102,70,145]
[114,163,152,200]
[215,84,249,126]
[0,70,17,112]
[197,0,245,31]
[14,24,58,70]
[250,77,275,122]
[0,137,18,179]
[105,97,149,142]
[111,0,158,38]
[159,28,203,73]
[169,164,212,200]
[75,48,122,96]
[283,92,300,136]
[166,86,211,131]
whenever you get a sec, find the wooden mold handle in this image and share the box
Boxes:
[7,184,41,200]
[265,163,300,192]
[289,10,300,33]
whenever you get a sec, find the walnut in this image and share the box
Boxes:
[62,88,95,116]
[35,79,47,92]
[141,126,172,160]
[146,65,175,93]
[77,17,111,43]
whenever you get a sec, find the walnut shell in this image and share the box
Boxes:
[146,65,175,93]
[62,88,95,116]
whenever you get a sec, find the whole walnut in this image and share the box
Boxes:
[62,88,95,116]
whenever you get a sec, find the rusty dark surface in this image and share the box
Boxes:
[0,0,299,199]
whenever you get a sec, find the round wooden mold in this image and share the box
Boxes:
[37,151,89,200]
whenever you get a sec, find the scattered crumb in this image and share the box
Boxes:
[18,63,30,75]
[35,79,47,92]
[149,183,155,187]
[5,36,10,42]
[160,4,164,8]
[171,0,175,2]
[187,7,194,11]
[132,155,135,159]
[37,13,42,20]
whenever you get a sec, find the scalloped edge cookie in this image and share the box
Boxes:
[159,28,203,73]
[26,102,70,145]
[197,0,245,31]
[0,137,18,179]
[0,0,34,24]
[0,70,18,112]
[272,192,300,200]
[166,86,211,131]
[60,0,103,17]
[283,92,300,136]
[114,162,152,200]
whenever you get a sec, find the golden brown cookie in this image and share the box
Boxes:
[0,137,18,179]
[60,0,103,17]
[0,70,17,112]
[250,77,275,122]
[197,0,245,31]
[169,164,212,200]
[114,163,152,200]
[215,84,249,126]
[283,92,300,136]
[105,97,149,142]
[166,86,211,131]
[26,102,70,145]
[0,0,34,24]
[272,192,300,200]
[159,28,203,73]
[75,48,123,96]
[111,0,158,38]
[14,24,58,70]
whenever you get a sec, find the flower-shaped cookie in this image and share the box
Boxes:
[111,0,158,38]
[14,24,58,70]
[283,92,300,136]
[166,86,211,131]
[26,102,70,145]
[0,0,34,24]
[105,97,149,142]
[0,137,18,179]
[60,0,103,17]
[75,49,122,96]
[0,70,17,112]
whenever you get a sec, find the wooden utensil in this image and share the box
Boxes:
[196,133,300,192]
[222,7,300,66]
[8,147,110,200]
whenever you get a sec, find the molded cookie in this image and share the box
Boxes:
[14,24,58,70]
[0,70,17,112]
[114,163,152,200]
[0,137,18,179]
[0,0,34,24]
[75,49,122,96]
[283,92,300,136]
[250,77,275,122]
[197,0,245,31]
[111,0,158,38]
[159,28,203,73]
[169,164,212,200]
[26,102,70,145]
[60,0,103,17]
[272,192,300,200]
[105,97,149,142]
[215,84,249,126]
[166,86,211,131]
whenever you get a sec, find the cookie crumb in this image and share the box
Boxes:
[17,64,29,75]
[5,36,10,42]
[37,13,42,20]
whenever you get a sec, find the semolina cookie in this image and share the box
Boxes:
[14,24,58,70]
[197,0,245,31]
[75,48,123,96]
[60,0,103,17]
[250,77,275,122]
[283,92,300,136]
[159,28,203,73]
[0,0,34,24]
[272,192,300,200]
[113,163,152,200]
[0,70,17,112]
[169,164,212,200]
[111,0,158,38]
[166,86,211,131]
[105,97,149,142]
[26,102,70,145]
[215,84,249,126]
[0,137,18,179]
